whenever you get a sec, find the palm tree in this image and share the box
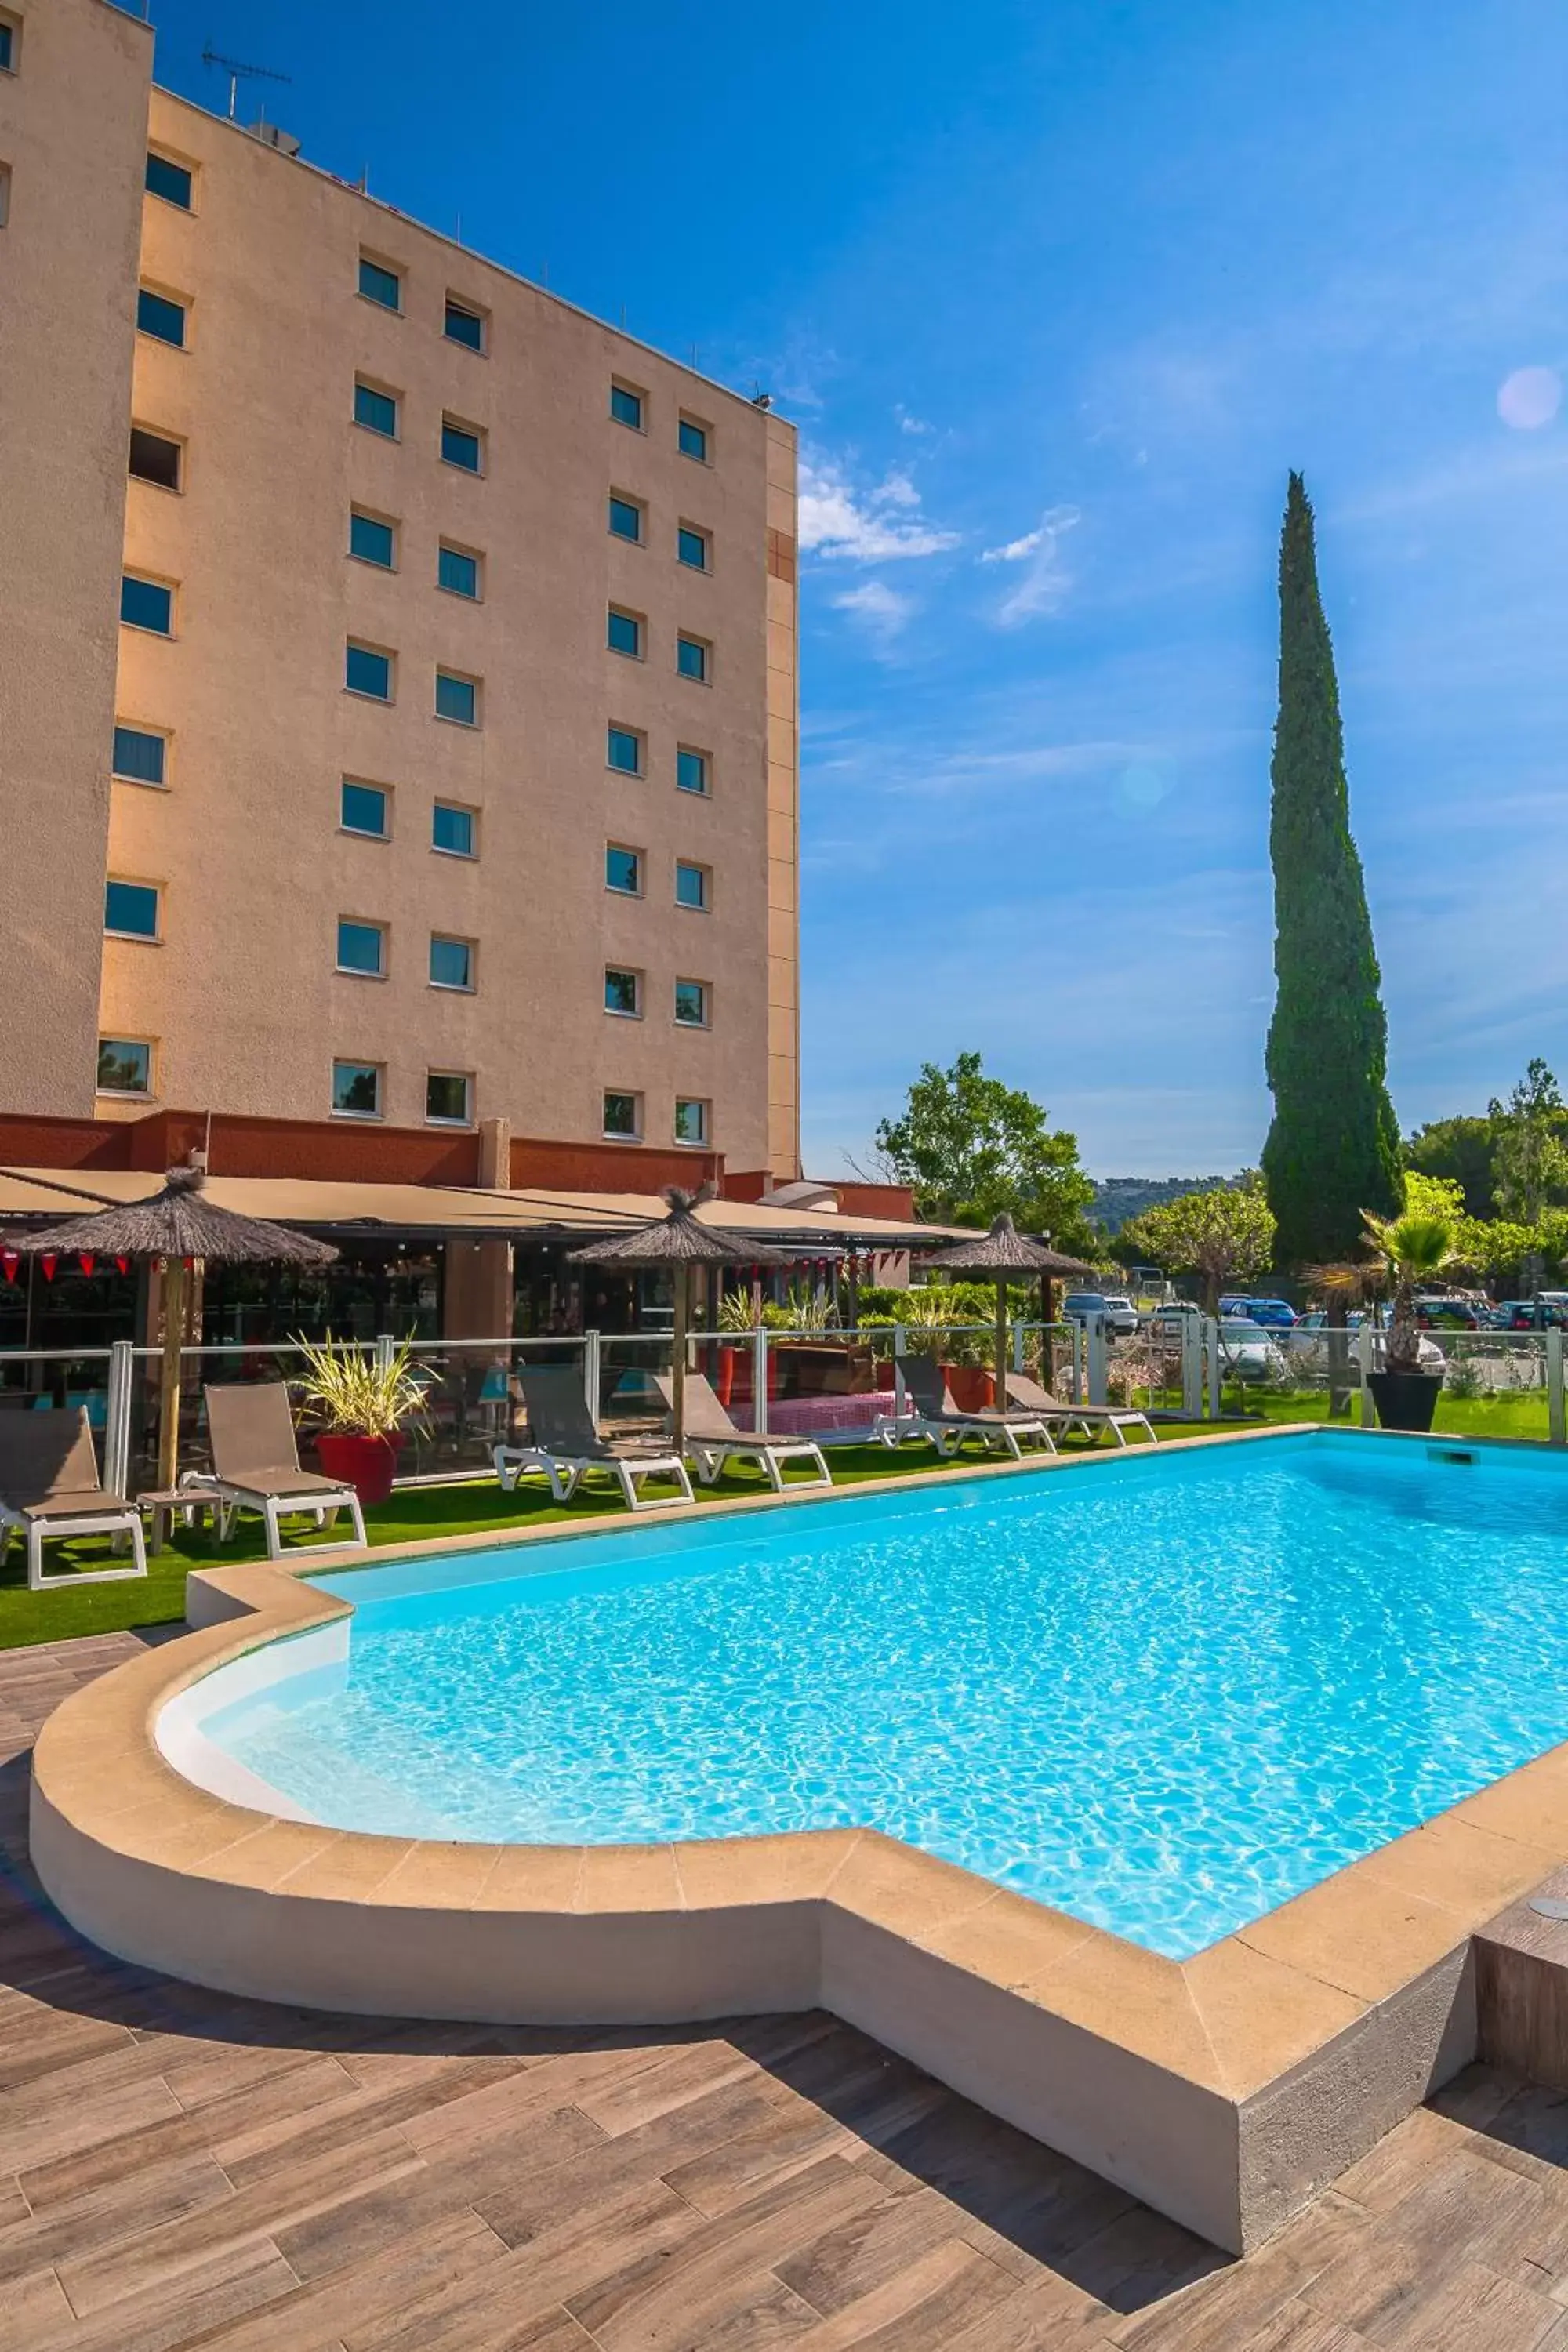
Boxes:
[1359,1208,1457,1374]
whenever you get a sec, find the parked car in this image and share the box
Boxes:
[1222,1296,1298,1329]
[1062,1291,1110,1327]
[1217,1320,1287,1381]
[1146,1301,1203,1338]
[1414,1296,1483,1330]
[1100,1293,1140,1339]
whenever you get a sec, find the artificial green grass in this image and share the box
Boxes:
[0,1426,1219,1652]
[1228,1387,1555,1443]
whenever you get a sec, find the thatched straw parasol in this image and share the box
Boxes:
[921,1214,1098,1401]
[9,1162,337,1490]
[569,1185,795,1450]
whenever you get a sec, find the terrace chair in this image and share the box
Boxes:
[495,1363,695,1512]
[653,1371,832,1493]
[202,1381,368,1559]
[874,1352,1056,1461]
[1004,1370,1157,1449]
[0,1407,147,1590]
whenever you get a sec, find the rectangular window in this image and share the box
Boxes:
[0,22,13,72]
[607,724,643,776]
[677,633,709,683]
[674,979,710,1028]
[677,524,710,572]
[608,494,643,543]
[677,746,710,797]
[437,543,480,598]
[444,298,485,351]
[346,641,393,700]
[120,573,172,635]
[430,935,474,990]
[349,510,396,568]
[145,151,192,209]
[0,164,10,228]
[434,670,477,726]
[136,287,187,347]
[675,861,710,910]
[678,417,710,463]
[354,379,398,437]
[603,1091,641,1140]
[608,607,642,659]
[604,967,641,1018]
[336,918,386,977]
[610,383,644,430]
[605,845,641,895]
[674,1098,710,1146]
[432,801,476,857]
[96,1039,152,1097]
[112,724,166,787]
[426,1070,473,1125]
[129,426,181,491]
[358,254,401,310]
[340,779,388,837]
[332,1060,383,1119]
[441,416,482,473]
[105,880,159,940]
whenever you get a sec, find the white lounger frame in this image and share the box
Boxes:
[0,1501,147,1591]
[869,1409,1057,1462]
[207,1477,366,1560]
[685,1434,832,1492]
[492,1443,694,1512]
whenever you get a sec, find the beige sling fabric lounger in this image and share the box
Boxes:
[876,1352,1056,1461]
[654,1370,831,1492]
[203,1382,368,1557]
[495,1363,694,1511]
[1004,1370,1157,1447]
[0,1407,147,1590]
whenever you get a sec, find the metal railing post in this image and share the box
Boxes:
[1206,1317,1221,1420]
[374,1333,395,1377]
[1013,1319,1027,1374]
[1181,1316,1203,1419]
[105,1339,133,1496]
[1357,1323,1375,1428]
[753,1323,769,1437]
[1070,1321,1085,1404]
[892,1322,906,1424]
[1085,1312,1108,1406]
[583,1327,601,1419]
[1549,1327,1566,1446]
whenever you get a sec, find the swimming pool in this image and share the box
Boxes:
[188,1431,1568,1960]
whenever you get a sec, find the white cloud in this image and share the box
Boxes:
[798,456,959,562]
[985,505,1081,626]
[895,405,932,436]
[831,579,916,652]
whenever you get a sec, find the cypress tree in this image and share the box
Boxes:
[1261,473,1402,1263]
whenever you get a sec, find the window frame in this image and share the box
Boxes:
[136,285,188,349]
[602,1090,643,1142]
[335,916,388,979]
[104,878,162,942]
[111,723,169,789]
[119,572,175,638]
[607,605,644,660]
[431,800,478,859]
[437,540,482,600]
[678,416,711,463]
[608,492,644,546]
[144,148,194,211]
[609,381,646,431]
[674,860,711,913]
[428,933,476,993]
[96,1037,154,1099]
[339,779,390,840]
[440,413,485,474]
[673,978,711,1029]
[676,632,710,684]
[353,376,400,439]
[0,15,18,75]
[345,639,395,702]
[673,1097,710,1148]
[604,844,644,898]
[357,252,403,313]
[443,296,487,353]
[604,965,643,1020]
[425,1069,474,1127]
[676,522,710,572]
[606,724,644,777]
[348,507,398,570]
[0,162,12,229]
[676,746,710,797]
[331,1059,384,1121]
[129,424,183,494]
[434,668,480,728]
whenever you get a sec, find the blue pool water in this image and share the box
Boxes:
[196,1432,1568,1959]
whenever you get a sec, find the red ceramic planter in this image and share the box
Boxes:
[315,1430,403,1508]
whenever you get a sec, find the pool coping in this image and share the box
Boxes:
[28,1421,1568,2253]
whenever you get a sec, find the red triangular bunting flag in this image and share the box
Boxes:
[40,1253,56,1283]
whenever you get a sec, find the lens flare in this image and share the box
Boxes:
[1497,367,1562,430]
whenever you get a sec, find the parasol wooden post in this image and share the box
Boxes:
[157,1254,186,1492]
[995,1280,1008,1406]
[670,1265,688,1455]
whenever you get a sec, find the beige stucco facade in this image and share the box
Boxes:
[3,0,800,1177]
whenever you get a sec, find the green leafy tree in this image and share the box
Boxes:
[1261,474,1402,1265]
[1404,1115,1499,1218]
[873,1051,1096,1248]
[1488,1060,1568,1229]
[1117,1183,1276,1315]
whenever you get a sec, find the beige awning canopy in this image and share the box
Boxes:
[0,1167,956,1250]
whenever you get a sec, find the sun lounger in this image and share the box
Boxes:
[203,1382,368,1557]
[874,1352,1056,1460]
[0,1407,147,1589]
[653,1370,831,1492]
[495,1363,694,1511]
[1004,1370,1157,1447]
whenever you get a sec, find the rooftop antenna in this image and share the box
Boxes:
[201,42,292,122]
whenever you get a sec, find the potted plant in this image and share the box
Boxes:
[1359,1206,1455,1432]
[291,1332,429,1506]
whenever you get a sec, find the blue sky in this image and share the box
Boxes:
[147,0,1568,1177]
